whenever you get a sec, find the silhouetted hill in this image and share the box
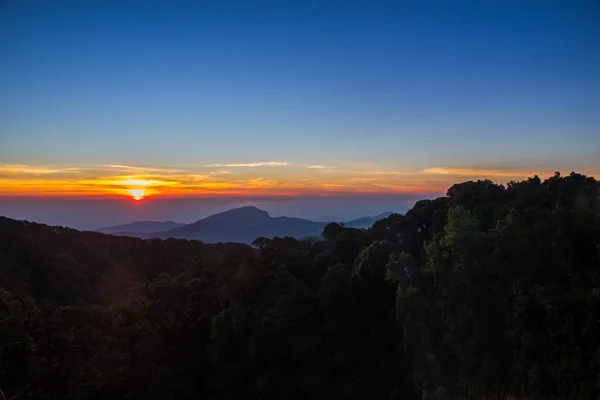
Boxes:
[0,216,252,304]
[95,220,185,235]
[153,206,327,243]
[95,208,397,243]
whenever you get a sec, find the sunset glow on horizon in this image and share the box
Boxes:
[127,189,146,201]
[1,162,597,199]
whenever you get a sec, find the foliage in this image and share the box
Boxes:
[1,171,599,399]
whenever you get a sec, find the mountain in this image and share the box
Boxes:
[152,206,327,243]
[95,220,185,235]
[95,208,397,243]
[344,212,394,228]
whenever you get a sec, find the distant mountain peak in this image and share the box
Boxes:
[228,205,268,214]
[201,206,270,221]
[154,206,324,243]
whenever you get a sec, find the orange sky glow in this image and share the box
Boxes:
[0,162,595,200]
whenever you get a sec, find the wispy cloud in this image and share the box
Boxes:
[348,177,380,182]
[422,167,538,178]
[0,164,80,175]
[320,183,350,189]
[103,164,185,173]
[206,161,290,168]
[307,165,335,169]
[208,170,233,175]
[0,163,189,176]
[362,171,414,176]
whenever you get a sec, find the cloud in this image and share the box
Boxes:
[208,170,233,175]
[0,163,189,177]
[118,179,163,187]
[362,171,414,176]
[206,161,289,168]
[348,177,380,182]
[102,164,185,173]
[307,165,335,169]
[422,167,538,178]
[0,164,80,175]
[320,183,350,188]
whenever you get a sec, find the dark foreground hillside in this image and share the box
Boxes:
[0,217,252,304]
[1,172,599,399]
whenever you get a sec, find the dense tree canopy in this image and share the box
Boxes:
[1,172,599,399]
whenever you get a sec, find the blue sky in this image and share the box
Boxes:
[1,1,599,189]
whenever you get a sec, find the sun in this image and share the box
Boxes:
[127,188,146,201]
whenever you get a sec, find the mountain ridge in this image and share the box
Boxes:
[341,211,394,228]
[154,206,326,243]
[95,206,395,243]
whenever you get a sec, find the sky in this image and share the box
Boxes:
[0,1,599,226]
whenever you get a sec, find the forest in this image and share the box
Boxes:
[1,171,599,400]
